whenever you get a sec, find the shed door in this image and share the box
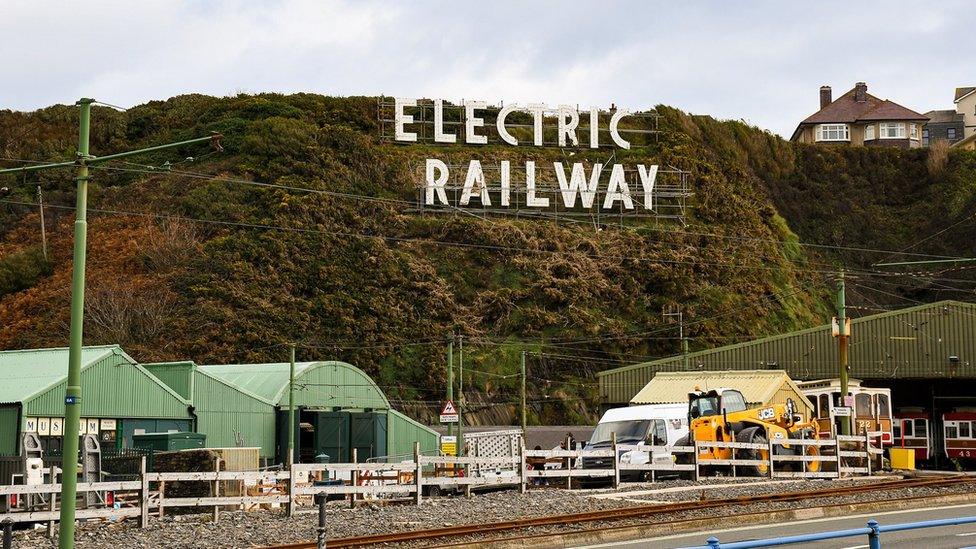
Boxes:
[314,412,350,463]
[350,412,388,461]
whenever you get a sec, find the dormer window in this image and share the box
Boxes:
[817,124,849,141]
[879,122,906,139]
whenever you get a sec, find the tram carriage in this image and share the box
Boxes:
[943,410,976,460]
[798,379,893,445]
[892,408,931,462]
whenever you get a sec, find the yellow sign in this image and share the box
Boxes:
[441,435,457,456]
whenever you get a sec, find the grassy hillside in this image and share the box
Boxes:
[1,94,973,424]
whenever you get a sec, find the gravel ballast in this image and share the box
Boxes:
[14,477,973,548]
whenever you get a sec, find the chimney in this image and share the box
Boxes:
[855,82,867,103]
[820,86,832,109]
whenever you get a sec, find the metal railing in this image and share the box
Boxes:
[689,516,976,548]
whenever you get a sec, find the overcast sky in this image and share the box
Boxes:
[2,1,973,137]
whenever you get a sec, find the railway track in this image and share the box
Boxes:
[267,476,974,548]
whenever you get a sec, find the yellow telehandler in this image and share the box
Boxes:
[677,388,821,476]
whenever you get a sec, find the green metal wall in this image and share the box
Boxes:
[388,409,439,459]
[192,372,276,458]
[291,362,390,410]
[598,301,976,405]
[144,362,195,400]
[0,405,20,456]
[24,353,190,419]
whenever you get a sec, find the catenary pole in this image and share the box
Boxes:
[56,98,92,548]
[446,335,454,440]
[838,272,851,436]
[520,350,527,433]
[0,100,219,549]
[288,343,296,467]
[458,335,464,456]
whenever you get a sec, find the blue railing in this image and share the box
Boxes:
[688,516,976,548]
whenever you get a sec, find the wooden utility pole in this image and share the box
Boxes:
[37,186,47,260]
[837,272,851,436]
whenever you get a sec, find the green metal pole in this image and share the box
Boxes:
[447,336,454,440]
[287,343,296,467]
[838,272,851,436]
[458,335,464,457]
[520,351,527,433]
[58,98,93,549]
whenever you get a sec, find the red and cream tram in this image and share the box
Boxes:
[892,409,931,462]
[943,410,976,460]
[799,379,893,445]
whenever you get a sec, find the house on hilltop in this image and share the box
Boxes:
[923,86,976,147]
[791,82,928,149]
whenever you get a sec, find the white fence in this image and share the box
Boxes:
[0,434,883,530]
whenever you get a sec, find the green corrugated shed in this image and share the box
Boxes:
[197,361,437,462]
[598,301,976,406]
[144,361,277,459]
[0,345,192,456]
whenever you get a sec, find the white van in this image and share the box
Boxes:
[583,403,689,481]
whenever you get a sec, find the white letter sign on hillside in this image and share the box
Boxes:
[383,97,691,221]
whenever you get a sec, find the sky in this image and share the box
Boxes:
[1,0,973,137]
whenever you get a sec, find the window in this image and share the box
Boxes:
[807,396,818,418]
[819,394,830,419]
[910,124,919,140]
[721,390,747,413]
[947,425,958,439]
[901,420,914,437]
[948,128,957,140]
[817,124,849,141]
[961,421,971,439]
[923,129,929,146]
[855,393,872,418]
[879,122,906,139]
[893,424,901,439]
[915,419,927,438]
[877,394,890,418]
[646,420,667,446]
[865,124,875,140]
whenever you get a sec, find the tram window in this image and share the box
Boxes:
[818,395,829,419]
[893,424,901,438]
[832,392,842,407]
[855,394,872,418]
[947,425,958,439]
[901,421,914,437]
[876,394,890,418]
[962,422,972,439]
[915,419,927,438]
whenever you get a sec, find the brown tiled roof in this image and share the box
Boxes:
[859,100,929,122]
[925,110,964,125]
[955,87,976,102]
[799,87,927,125]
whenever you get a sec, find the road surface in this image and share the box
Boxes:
[576,502,976,549]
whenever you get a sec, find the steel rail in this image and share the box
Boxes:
[265,476,972,548]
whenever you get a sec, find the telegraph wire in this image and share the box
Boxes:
[4,154,965,263]
[0,197,878,276]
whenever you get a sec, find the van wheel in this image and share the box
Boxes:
[737,427,770,477]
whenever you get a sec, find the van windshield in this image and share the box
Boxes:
[589,420,651,445]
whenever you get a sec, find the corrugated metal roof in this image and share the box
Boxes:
[630,370,803,407]
[599,301,976,405]
[0,345,122,403]
[198,361,390,408]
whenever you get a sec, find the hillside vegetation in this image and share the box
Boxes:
[1,95,974,424]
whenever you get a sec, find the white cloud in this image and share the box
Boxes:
[0,0,972,137]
